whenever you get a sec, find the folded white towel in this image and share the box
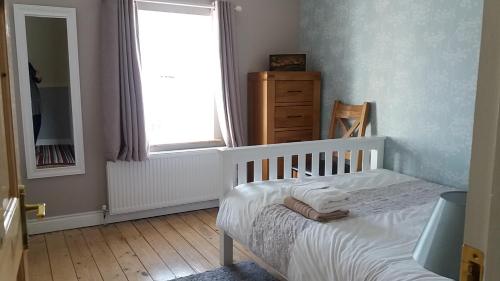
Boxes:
[290,181,349,213]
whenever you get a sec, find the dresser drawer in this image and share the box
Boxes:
[275,81,313,103]
[275,130,313,143]
[275,106,313,128]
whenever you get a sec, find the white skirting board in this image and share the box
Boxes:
[28,211,103,235]
[28,200,219,235]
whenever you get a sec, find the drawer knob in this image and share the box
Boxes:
[287,115,303,118]
[287,90,302,93]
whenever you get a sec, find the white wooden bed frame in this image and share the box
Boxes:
[217,136,386,266]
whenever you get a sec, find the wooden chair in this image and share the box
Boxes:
[329,100,370,140]
[329,100,370,172]
[293,100,370,176]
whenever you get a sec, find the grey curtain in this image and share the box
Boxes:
[216,1,246,147]
[101,0,147,161]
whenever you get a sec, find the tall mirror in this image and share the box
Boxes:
[14,5,85,178]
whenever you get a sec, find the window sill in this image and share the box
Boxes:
[149,140,225,155]
[148,146,224,160]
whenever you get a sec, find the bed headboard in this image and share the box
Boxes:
[218,136,386,194]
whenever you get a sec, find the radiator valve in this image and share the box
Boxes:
[102,205,109,224]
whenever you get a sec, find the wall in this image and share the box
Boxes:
[229,0,300,140]
[7,0,106,217]
[300,0,483,188]
[7,0,300,217]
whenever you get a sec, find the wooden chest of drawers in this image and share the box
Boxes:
[248,71,321,146]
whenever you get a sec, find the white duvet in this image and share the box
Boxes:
[217,169,453,281]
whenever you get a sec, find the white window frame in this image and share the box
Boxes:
[136,0,214,15]
[136,0,225,152]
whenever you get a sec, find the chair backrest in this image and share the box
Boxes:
[328,101,370,171]
[328,100,370,139]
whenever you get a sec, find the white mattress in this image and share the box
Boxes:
[217,169,453,281]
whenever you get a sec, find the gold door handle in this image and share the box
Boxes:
[19,185,47,249]
[24,203,46,218]
[19,185,46,219]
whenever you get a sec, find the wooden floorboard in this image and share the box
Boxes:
[64,229,103,281]
[45,232,78,281]
[133,220,196,278]
[115,222,176,281]
[163,215,219,267]
[178,213,251,262]
[27,235,53,281]
[100,225,153,281]
[81,227,128,281]
[192,210,217,231]
[28,208,254,281]
[148,217,214,273]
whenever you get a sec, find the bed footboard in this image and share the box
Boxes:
[218,136,386,194]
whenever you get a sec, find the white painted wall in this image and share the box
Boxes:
[229,0,300,140]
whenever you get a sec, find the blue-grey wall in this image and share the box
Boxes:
[300,0,483,188]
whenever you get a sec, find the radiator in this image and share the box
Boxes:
[106,149,222,215]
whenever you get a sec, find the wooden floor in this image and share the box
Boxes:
[27,208,254,281]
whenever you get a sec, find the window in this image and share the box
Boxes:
[137,2,223,151]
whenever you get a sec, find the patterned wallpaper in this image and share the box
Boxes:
[299,0,483,188]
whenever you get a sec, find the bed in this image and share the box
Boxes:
[216,137,454,281]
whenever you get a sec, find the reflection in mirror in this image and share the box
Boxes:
[14,4,84,178]
[25,17,75,169]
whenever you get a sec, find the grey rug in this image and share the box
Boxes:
[174,262,279,281]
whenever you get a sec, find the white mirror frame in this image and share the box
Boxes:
[13,5,85,179]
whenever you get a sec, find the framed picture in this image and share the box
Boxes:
[269,54,306,71]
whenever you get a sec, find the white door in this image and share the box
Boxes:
[462,0,500,280]
[0,0,26,280]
